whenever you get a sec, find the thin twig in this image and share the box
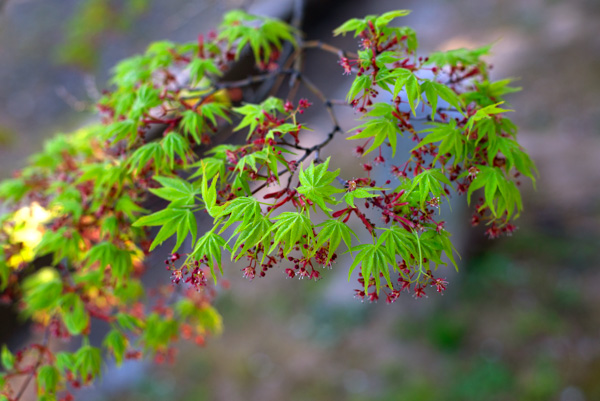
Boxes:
[298,74,341,132]
[265,47,299,99]
[216,69,297,91]
[55,86,88,111]
[15,325,51,401]
[302,40,358,59]
[251,76,345,195]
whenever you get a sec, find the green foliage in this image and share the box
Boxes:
[133,207,198,252]
[392,69,421,115]
[105,119,137,143]
[416,120,467,166]
[85,241,133,280]
[199,102,231,127]
[296,159,343,212]
[233,97,285,135]
[467,166,522,219]
[378,226,419,264]
[218,196,262,231]
[426,44,492,68]
[407,169,453,211]
[148,176,199,206]
[103,330,128,365]
[231,215,272,261]
[189,58,222,84]
[349,242,393,292]
[192,232,230,281]
[269,212,314,255]
[74,345,102,381]
[0,8,535,400]
[315,220,355,264]
[346,74,373,102]
[219,10,296,63]
[162,132,192,169]
[465,102,512,133]
[57,0,151,70]
[420,80,464,118]
[0,252,7,291]
[347,104,402,155]
[1,346,14,371]
[59,293,90,335]
[22,268,63,313]
[128,142,165,174]
[343,186,381,208]
[141,313,178,351]
[0,179,28,203]
[333,10,411,37]
[37,365,60,396]
[462,78,521,107]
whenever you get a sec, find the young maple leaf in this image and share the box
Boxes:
[296,158,344,213]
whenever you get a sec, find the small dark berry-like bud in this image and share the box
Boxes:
[353,146,365,157]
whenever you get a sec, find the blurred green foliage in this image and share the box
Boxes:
[56,0,151,70]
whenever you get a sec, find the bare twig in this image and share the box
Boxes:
[298,74,341,133]
[302,40,358,59]
[55,86,88,112]
[251,71,346,195]
[14,325,51,401]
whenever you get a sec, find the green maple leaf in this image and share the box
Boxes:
[161,132,192,169]
[268,212,314,255]
[189,58,221,85]
[103,330,128,366]
[192,232,231,283]
[296,158,343,213]
[149,176,199,206]
[406,168,453,211]
[333,18,368,37]
[133,207,198,252]
[375,10,411,28]
[59,293,89,335]
[127,143,166,175]
[217,196,262,232]
[465,102,513,133]
[391,69,420,115]
[377,226,419,266]
[343,187,382,208]
[415,120,467,166]
[233,97,285,137]
[467,166,522,219]
[74,346,102,381]
[85,242,133,280]
[486,136,538,187]
[315,220,356,264]
[347,103,402,156]
[417,229,458,271]
[348,242,393,293]
[346,74,372,102]
[231,215,272,261]
[425,44,491,68]
[420,80,464,118]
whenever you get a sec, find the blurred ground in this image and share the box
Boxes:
[1,0,600,400]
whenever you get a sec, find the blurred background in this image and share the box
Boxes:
[1,0,600,400]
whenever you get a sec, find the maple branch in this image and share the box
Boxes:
[14,326,51,401]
